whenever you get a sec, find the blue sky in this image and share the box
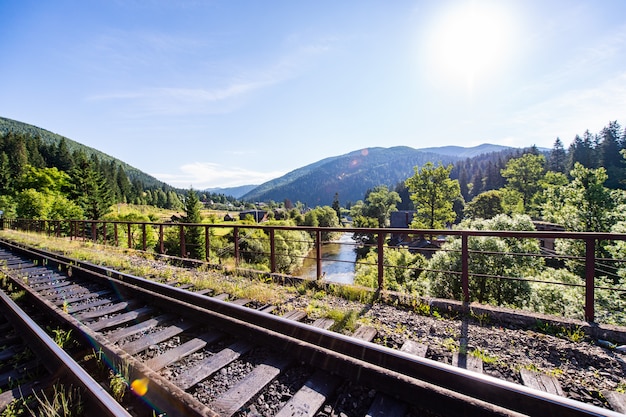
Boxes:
[2,0,626,189]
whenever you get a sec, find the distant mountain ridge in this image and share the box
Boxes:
[2,116,518,206]
[242,144,511,206]
[204,184,258,199]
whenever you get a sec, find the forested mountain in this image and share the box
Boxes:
[0,117,247,219]
[0,117,187,218]
[242,119,625,209]
[0,117,164,189]
[242,146,475,206]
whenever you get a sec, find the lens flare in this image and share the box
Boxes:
[131,378,149,396]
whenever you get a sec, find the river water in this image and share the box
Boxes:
[296,233,357,284]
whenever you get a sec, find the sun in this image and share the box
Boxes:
[427,1,517,91]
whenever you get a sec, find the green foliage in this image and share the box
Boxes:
[47,327,75,350]
[498,188,525,216]
[357,185,401,227]
[464,189,503,220]
[534,320,586,343]
[17,165,72,194]
[181,190,204,259]
[327,283,375,303]
[423,215,541,307]
[236,227,269,266]
[527,268,584,319]
[70,154,113,220]
[273,228,314,273]
[594,275,626,325]
[15,189,84,220]
[354,247,427,292]
[0,122,189,215]
[30,384,84,417]
[405,162,462,229]
[543,163,618,232]
[302,206,341,241]
[470,347,499,364]
[350,213,379,249]
[0,397,29,417]
[0,195,16,218]
[501,153,546,214]
[327,308,359,333]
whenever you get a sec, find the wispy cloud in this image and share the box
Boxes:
[86,29,336,116]
[507,71,626,146]
[152,162,284,189]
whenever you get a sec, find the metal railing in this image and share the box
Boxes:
[2,218,626,324]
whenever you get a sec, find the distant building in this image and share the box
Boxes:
[389,211,416,243]
[532,221,565,253]
[239,210,267,223]
[388,211,440,258]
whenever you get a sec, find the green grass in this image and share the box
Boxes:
[327,308,359,333]
[30,384,84,417]
[470,347,498,364]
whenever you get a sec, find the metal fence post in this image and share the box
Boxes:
[205,225,210,262]
[233,226,239,265]
[377,232,385,290]
[269,228,276,273]
[316,229,322,279]
[180,225,186,258]
[462,233,470,303]
[142,223,147,251]
[159,224,164,254]
[585,237,596,322]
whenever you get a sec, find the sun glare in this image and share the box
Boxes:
[427,2,517,91]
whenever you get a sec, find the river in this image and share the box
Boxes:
[296,233,357,284]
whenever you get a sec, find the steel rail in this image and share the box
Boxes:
[0,287,132,417]
[1,238,624,417]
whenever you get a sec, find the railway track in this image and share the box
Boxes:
[0,260,132,416]
[0,237,623,417]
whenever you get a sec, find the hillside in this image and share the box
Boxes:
[0,117,167,189]
[241,146,489,206]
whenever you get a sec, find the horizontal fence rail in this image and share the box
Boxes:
[2,218,626,324]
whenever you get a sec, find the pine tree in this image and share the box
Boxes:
[116,165,132,203]
[599,121,624,189]
[332,193,341,223]
[54,138,73,172]
[569,130,599,170]
[547,138,567,173]
[0,152,12,194]
[182,189,204,259]
[70,153,112,219]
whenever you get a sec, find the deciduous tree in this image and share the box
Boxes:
[500,153,545,215]
[405,162,461,229]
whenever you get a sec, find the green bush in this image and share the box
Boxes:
[354,247,426,292]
